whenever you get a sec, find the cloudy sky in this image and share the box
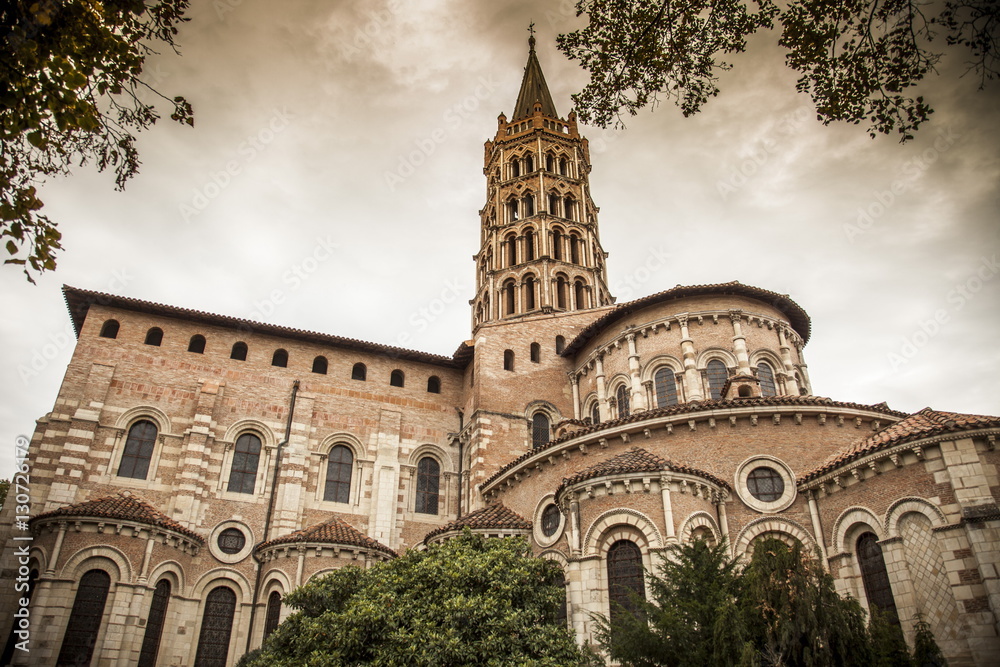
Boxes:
[2,0,998,480]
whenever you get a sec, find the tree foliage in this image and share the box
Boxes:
[1,0,193,281]
[557,0,999,140]
[239,532,598,667]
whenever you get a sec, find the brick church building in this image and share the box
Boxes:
[1,38,998,667]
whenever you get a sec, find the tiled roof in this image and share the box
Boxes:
[63,285,462,368]
[800,408,1000,483]
[257,516,395,557]
[423,503,531,543]
[482,396,906,490]
[31,493,203,543]
[557,447,729,498]
[562,281,812,356]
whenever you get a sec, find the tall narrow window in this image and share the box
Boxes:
[524,275,536,310]
[264,591,282,639]
[654,368,679,407]
[227,433,261,494]
[504,281,516,315]
[523,194,535,217]
[271,349,288,367]
[144,328,163,346]
[757,362,776,397]
[574,280,586,309]
[546,154,555,171]
[525,229,535,260]
[118,420,158,480]
[427,376,441,393]
[390,369,405,387]
[530,342,541,363]
[555,336,565,354]
[351,363,367,381]
[508,199,519,222]
[415,457,440,515]
[549,194,560,218]
[506,234,517,266]
[504,349,515,371]
[312,356,328,374]
[188,335,206,354]
[556,276,568,309]
[57,569,111,667]
[99,319,120,339]
[569,234,580,263]
[524,154,534,172]
[532,413,550,448]
[511,160,520,178]
[552,228,563,258]
[230,342,248,361]
[616,385,630,418]
[138,579,171,666]
[706,360,728,400]
[324,445,353,503]
[857,533,899,623]
[194,586,236,667]
[565,198,576,221]
[607,540,645,623]
[590,402,600,425]
[559,157,568,176]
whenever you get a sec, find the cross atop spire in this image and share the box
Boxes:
[511,29,557,121]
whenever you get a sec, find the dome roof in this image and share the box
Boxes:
[557,446,729,499]
[31,492,203,543]
[423,503,531,543]
[257,516,395,557]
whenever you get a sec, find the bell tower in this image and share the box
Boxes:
[471,35,613,330]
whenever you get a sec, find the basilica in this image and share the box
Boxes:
[1,38,998,667]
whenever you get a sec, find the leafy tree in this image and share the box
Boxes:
[912,614,948,667]
[869,609,913,667]
[0,479,8,509]
[557,0,998,140]
[239,531,598,667]
[1,0,193,281]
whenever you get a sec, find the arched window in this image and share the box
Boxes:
[56,569,111,667]
[415,456,440,515]
[271,349,288,367]
[138,579,171,665]
[506,234,518,266]
[559,157,568,176]
[390,369,405,387]
[757,362,776,396]
[569,234,580,262]
[194,585,236,667]
[504,281,516,315]
[144,327,163,346]
[351,363,367,381]
[546,153,555,172]
[324,445,353,503]
[555,335,565,354]
[530,342,541,363]
[227,433,261,494]
[553,568,568,625]
[264,591,282,639]
[552,227,563,258]
[574,280,586,309]
[524,275,536,310]
[524,154,534,172]
[503,349,515,371]
[607,540,645,623]
[118,420,158,480]
[564,197,576,221]
[549,194,561,218]
[312,356,328,374]
[230,342,248,361]
[525,228,535,260]
[556,276,568,309]
[508,199,519,222]
[532,413,550,448]
[857,533,899,622]
[188,334,206,354]
[427,376,441,393]
[654,368,679,407]
[616,385,630,418]
[511,159,520,178]
[99,319,120,339]
[590,402,600,425]
[706,360,728,400]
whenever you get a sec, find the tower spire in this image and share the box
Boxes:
[512,29,558,120]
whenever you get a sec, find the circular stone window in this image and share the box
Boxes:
[541,504,561,537]
[735,456,796,513]
[533,496,564,547]
[217,527,246,554]
[209,521,254,563]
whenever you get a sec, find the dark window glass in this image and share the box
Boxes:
[556,277,567,309]
[118,420,157,480]
[264,591,282,639]
[504,281,516,314]
[230,342,248,361]
[188,335,206,354]
[324,445,353,503]
[194,586,236,667]
[757,362,776,396]
[616,385,630,419]
[504,349,514,371]
[507,235,517,266]
[271,349,288,368]
[99,320,119,339]
[550,195,561,219]
[524,154,534,172]
[144,328,163,346]
[555,336,565,354]
[511,160,520,178]
[390,369,404,387]
[532,413,550,448]
[546,154,554,171]
[138,579,171,665]
[747,467,784,502]
[524,195,535,217]
[559,157,568,176]
[217,528,246,555]
[541,504,561,536]
[607,540,645,623]
[1,570,37,664]
[427,376,441,393]
[227,433,261,494]
[552,228,562,258]
[56,569,110,667]
[654,368,679,407]
[415,457,440,515]
[569,233,579,261]
[706,360,728,400]
[508,199,519,222]
[857,533,899,623]
[525,275,536,310]
[351,363,366,381]
[590,402,600,425]
[312,356,328,374]
[574,280,585,309]
[530,342,541,363]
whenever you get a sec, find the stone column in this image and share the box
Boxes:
[570,373,581,420]
[595,355,610,422]
[730,310,751,375]
[679,315,703,401]
[716,497,732,556]
[807,490,828,563]
[626,333,648,412]
[777,326,801,395]
[660,476,676,540]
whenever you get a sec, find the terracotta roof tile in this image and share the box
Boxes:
[31,493,203,543]
[257,516,395,556]
[423,503,531,543]
[557,447,729,498]
[800,408,1000,483]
